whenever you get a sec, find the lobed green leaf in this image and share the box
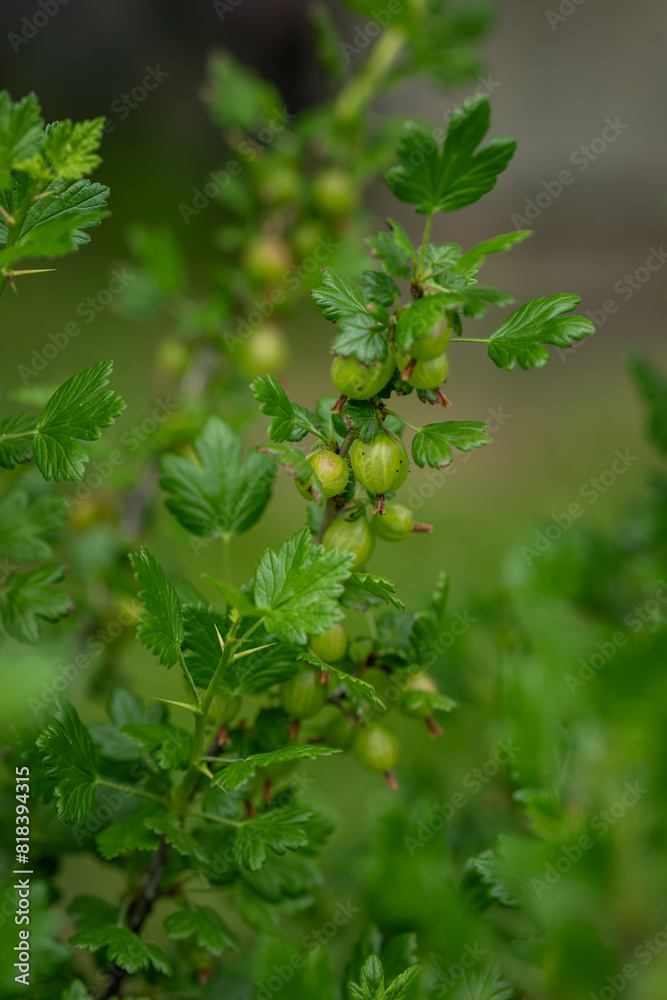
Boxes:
[130,547,184,667]
[161,416,275,537]
[411,421,491,469]
[385,97,516,215]
[487,294,594,371]
[32,361,125,481]
[36,700,98,826]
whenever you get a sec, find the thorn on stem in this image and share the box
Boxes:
[318,670,330,684]
[263,779,273,803]
[331,394,347,414]
[214,625,225,652]
[245,800,257,819]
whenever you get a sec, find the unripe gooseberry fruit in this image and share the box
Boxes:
[323,713,357,750]
[156,337,190,377]
[259,164,300,207]
[410,320,452,361]
[309,622,347,663]
[322,515,375,571]
[372,502,414,542]
[400,672,438,718]
[304,449,350,500]
[350,432,409,496]
[397,351,449,390]
[281,667,328,720]
[238,323,289,375]
[331,352,395,400]
[313,168,356,217]
[353,724,399,773]
[243,235,292,285]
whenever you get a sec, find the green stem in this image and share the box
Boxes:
[200,642,234,720]
[96,778,167,806]
[179,652,201,710]
[237,617,265,645]
[221,533,231,585]
[452,338,490,344]
[334,27,405,126]
[417,209,435,276]
[173,624,238,814]
[187,807,242,828]
[0,429,37,442]
[383,408,421,434]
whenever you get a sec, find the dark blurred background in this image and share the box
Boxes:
[1,0,666,596]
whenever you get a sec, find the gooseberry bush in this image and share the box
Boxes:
[17,5,667,999]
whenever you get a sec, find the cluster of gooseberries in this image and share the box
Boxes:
[275,622,444,788]
[300,435,425,570]
[295,321,450,565]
